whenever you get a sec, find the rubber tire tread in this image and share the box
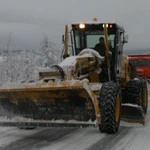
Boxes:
[126,80,141,105]
[140,79,148,114]
[99,81,121,134]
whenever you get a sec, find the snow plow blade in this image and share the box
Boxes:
[121,105,145,125]
[0,80,100,127]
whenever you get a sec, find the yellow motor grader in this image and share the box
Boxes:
[0,21,148,133]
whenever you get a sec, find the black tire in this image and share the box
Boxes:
[126,79,141,105]
[126,79,148,114]
[99,82,121,134]
[140,79,148,114]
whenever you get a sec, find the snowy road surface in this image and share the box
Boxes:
[0,86,150,150]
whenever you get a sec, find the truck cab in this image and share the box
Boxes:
[128,54,150,83]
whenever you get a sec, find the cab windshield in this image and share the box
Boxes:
[73,29,116,55]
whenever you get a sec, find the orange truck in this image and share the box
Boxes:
[128,53,150,83]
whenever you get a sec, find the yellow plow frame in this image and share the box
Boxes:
[0,79,100,127]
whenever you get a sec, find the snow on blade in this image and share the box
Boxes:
[0,82,27,89]
[0,116,96,125]
[59,56,78,68]
[122,103,139,108]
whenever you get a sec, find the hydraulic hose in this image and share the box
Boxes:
[51,65,65,81]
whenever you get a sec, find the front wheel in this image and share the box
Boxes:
[99,82,121,134]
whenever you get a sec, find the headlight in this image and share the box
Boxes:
[79,23,85,29]
[103,24,108,28]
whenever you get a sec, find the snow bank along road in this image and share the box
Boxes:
[0,86,150,150]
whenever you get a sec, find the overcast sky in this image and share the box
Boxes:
[0,0,149,52]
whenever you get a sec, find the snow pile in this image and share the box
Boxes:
[58,49,104,80]
[59,49,104,68]
[78,48,105,65]
[59,56,77,68]
[59,56,78,80]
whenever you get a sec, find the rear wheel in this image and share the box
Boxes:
[126,79,148,113]
[126,79,142,105]
[99,82,121,134]
[141,79,148,114]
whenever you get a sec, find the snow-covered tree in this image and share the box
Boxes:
[35,35,60,67]
[0,35,61,85]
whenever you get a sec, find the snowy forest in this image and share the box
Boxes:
[0,35,61,86]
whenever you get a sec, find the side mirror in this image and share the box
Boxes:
[123,34,128,43]
[62,35,65,44]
